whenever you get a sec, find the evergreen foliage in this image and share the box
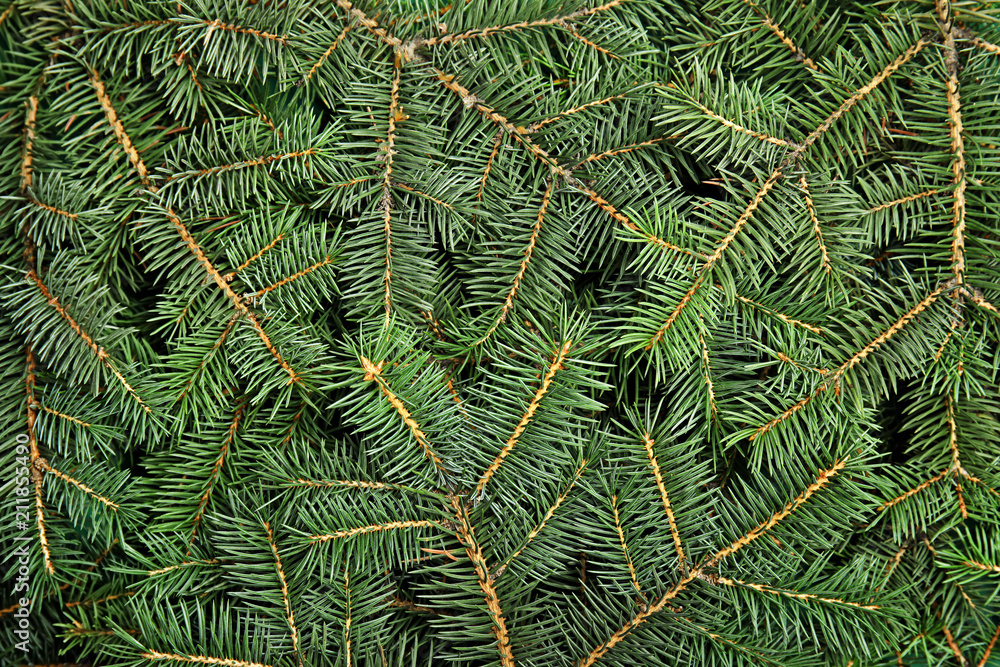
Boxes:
[1,0,999,665]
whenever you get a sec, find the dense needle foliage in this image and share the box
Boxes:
[1,0,999,665]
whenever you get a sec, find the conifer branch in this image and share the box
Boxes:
[176,313,239,401]
[646,167,783,349]
[775,351,829,375]
[530,92,632,131]
[335,0,403,48]
[642,432,686,568]
[171,149,316,180]
[27,196,78,220]
[476,340,571,496]
[360,356,447,472]
[37,459,119,511]
[691,98,792,146]
[310,520,438,543]
[941,12,967,285]
[611,494,642,593]
[199,18,288,44]
[715,576,880,610]
[711,457,848,561]
[223,234,285,282]
[65,591,136,608]
[503,460,588,567]
[970,37,1000,55]
[575,137,672,165]
[743,0,819,71]
[20,95,38,190]
[864,189,942,214]
[699,332,718,420]
[578,459,849,665]
[344,567,353,663]
[254,255,335,298]
[978,625,1000,667]
[798,176,830,274]
[387,594,438,615]
[382,54,403,325]
[140,650,272,667]
[148,559,220,576]
[877,469,950,512]
[91,69,151,187]
[169,211,302,386]
[0,3,14,28]
[263,521,302,666]
[394,182,455,209]
[306,25,351,80]
[675,618,779,665]
[791,39,928,158]
[961,560,1000,574]
[473,131,504,223]
[42,405,92,427]
[189,401,245,545]
[421,0,624,48]
[27,270,152,412]
[751,283,947,440]
[476,179,553,345]
[733,291,824,335]
[452,498,515,667]
[26,348,55,575]
[943,626,965,666]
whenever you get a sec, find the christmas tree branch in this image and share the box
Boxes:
[978,626,1000,667]
[689,98,792,147]
[798,176,831,274]
[529,92,632,132]
[360,356,447,472]
[476,179,553,345]
[394,182,455,210]
[743,0,819,71]
[26,197,78,220]
[452,498,515,667]
[223,234,285,282]
[642,432,686,569]
[475,339,571,496]
[148,559,220,577]
[575,137,672,166]
[646,167,784,349]
[41,405,91,427]
[715,576,880,610]
[37,460,119,511]
[263,521,302,666]
[610,494,642,593]
[140,650,271,667]
[20,95,38,190]
[309,520,439,543]
[864,189,941,214]
[734,292,824,335]
[381,54,403,325]
[253,255,335,298]
[306,25,351,80]
[189,400,245,545]
[877,468,950,512]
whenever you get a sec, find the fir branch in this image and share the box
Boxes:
[253,255,335,298]
[420,0,625,48]
[335,0,402,48]
[394,182,455,210]
[979,626,1000,667]
[360,356,447,472]
[306,25,351,80]
[223,234,285,282]
[699,332,718,420]
[309,520,438,543]
[41,405,92,427]
[798,176,830,274]
[20,95,38,190]
[970,37,1000,55]
[575,137,672,166]
[382,54,403,325]
[26,196,78,220]
[864,189,941,214]
[877,468,950,512]
[502,459,588,568]
[189,401,245,546]
[90,69,151,187]
[26,347,55,575]
[529,92,633,132]
[38,460,120,511]
[169,149,317,180]
[714,576,880,610]
[475,340,571,496]
[263,521,302,666]
[344,567,353,664]
[473,131,504,223]
[790,39,929,159]
[733,292,825,335]
[775,351,829,375]
[199,18,288,44]
[711,456,848,561]
[611,494,642,593]
[943,34,967,284]
[452,498,514,667]
[140,650,272,667]
[169,212,302,386]
[942,626,965,666]
[476,179,553,345]
[743,0,819,71]
[27,270,151,412]
[751,283,947,440]
[690,98,792,147]
[148,560,220,577]
[642,432,686,568]
[646,167,784,349]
